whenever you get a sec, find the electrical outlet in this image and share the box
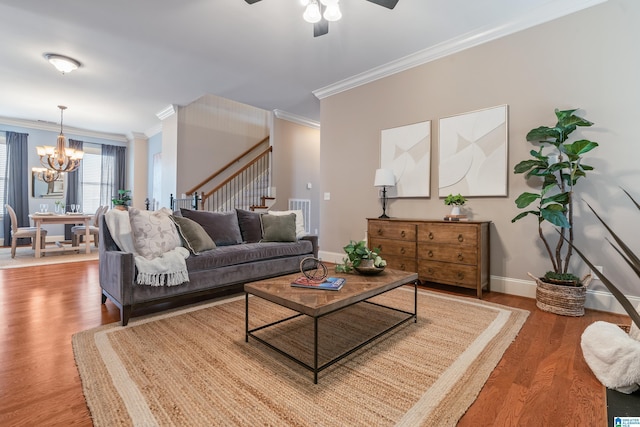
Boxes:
[591,265,603,280]
[324,192,331,200]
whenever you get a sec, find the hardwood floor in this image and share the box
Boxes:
[0,261,629,426]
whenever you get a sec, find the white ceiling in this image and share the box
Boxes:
[0,0,603,138]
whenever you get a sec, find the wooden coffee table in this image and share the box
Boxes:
[244,269,418,383]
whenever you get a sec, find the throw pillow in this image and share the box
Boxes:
[180,209,243,246]
[261,213,297,242]
[129,207,182,259]
[268,210,306,238]
[236,208,262,243]
[171,215,216,255]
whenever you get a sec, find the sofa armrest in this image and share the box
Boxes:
[99,214,136,306]
[299,235,319,258]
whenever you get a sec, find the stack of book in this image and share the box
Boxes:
[443,214,469,222]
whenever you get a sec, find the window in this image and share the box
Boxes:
[81,144,102,214]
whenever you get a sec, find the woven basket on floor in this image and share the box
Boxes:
[528,272,591,317]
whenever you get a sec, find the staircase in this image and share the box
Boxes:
[171,136,274,212]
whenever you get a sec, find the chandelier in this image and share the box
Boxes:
[36,105,84,173]
[33,167,62,183]
[302,0,342,23]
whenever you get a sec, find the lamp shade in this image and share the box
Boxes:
[374,168,395,187]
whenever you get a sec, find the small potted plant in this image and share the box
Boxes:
[335,240,387,275]
[112,189,132,210]
[444,193,466,215]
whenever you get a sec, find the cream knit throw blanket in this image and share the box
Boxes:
[105,209,189,286]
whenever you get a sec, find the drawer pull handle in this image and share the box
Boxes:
[428,268,434,274]
[377,228,383,236]
[457,271,464,280]
[428,232,434,240]
[458,234,464,242]
[457,253,464,261]
[401,230,406,238]
[427,250,433,258]
[400,247,405,254]
[400,264,405,270]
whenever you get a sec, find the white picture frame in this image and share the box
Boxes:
[438,105,508,197]
[380,120,431,198]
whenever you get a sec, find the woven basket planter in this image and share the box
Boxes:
[528,272,590,317]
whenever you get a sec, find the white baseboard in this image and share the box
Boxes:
[319,250,638,316]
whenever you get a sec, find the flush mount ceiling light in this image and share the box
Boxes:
[43,53,82,74]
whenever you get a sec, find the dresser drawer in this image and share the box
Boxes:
[369,237,416,258]
[383,255,417,273]
[417,242,477,265]
[417,223,477,246]
[418,261,478,289]
[368,220,416,242]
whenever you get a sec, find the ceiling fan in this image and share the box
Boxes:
[244,0,399,37]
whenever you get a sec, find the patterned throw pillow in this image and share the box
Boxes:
[129,207,182,259]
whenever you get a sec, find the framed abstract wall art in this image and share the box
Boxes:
[380,120,431,198]
[438,105,508,197]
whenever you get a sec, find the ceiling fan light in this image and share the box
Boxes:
[303,2,322,23]
[323,4,342,21]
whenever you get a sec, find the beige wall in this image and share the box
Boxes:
[319,0,640,302]
[272,118,321,234]
[176,94,270,195]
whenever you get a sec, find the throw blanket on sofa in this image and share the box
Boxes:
[105,209,189,286]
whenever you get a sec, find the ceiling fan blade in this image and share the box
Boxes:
[365,0,399,9]
[244,0,261,4]
[314,19,329,37]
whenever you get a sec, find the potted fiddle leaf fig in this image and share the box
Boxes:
[512,108,599,315]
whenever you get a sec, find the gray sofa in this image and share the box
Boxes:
[99,209,318,325]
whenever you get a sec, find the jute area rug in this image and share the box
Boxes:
[73,287,529,426]
[0,245,98,269]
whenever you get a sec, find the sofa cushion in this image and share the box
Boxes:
[171,215,216,255]
[129,207,182,259]
[236,209,262,243]
[180,209,243,246]
[268,210,306,238]
[260,213,297,242]
[185,240,314,272]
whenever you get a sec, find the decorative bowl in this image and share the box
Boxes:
[354,260,385,275]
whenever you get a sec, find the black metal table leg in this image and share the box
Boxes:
[314,316,318,384]
[245,292,249,342]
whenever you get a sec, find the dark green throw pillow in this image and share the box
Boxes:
[260,213,297,243]
[171,215,216,254]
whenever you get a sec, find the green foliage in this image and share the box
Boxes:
[444,193,467,206]
[562,189,640,329]
[512,108,598,274]
[112,189,132,206]
[334,240,387,273]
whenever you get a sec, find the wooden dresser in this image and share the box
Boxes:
[367,218,491,298]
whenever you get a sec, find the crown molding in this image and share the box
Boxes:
[0,115,129,142]
[273,109,320,129]
[145,123,163,138]
[313,0,607,99]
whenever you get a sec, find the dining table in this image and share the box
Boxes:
[29,213,93,258]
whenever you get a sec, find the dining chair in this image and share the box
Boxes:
[71,205,107,247]
[5,204,48,258]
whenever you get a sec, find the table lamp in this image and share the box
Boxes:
[374,168,396,218]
